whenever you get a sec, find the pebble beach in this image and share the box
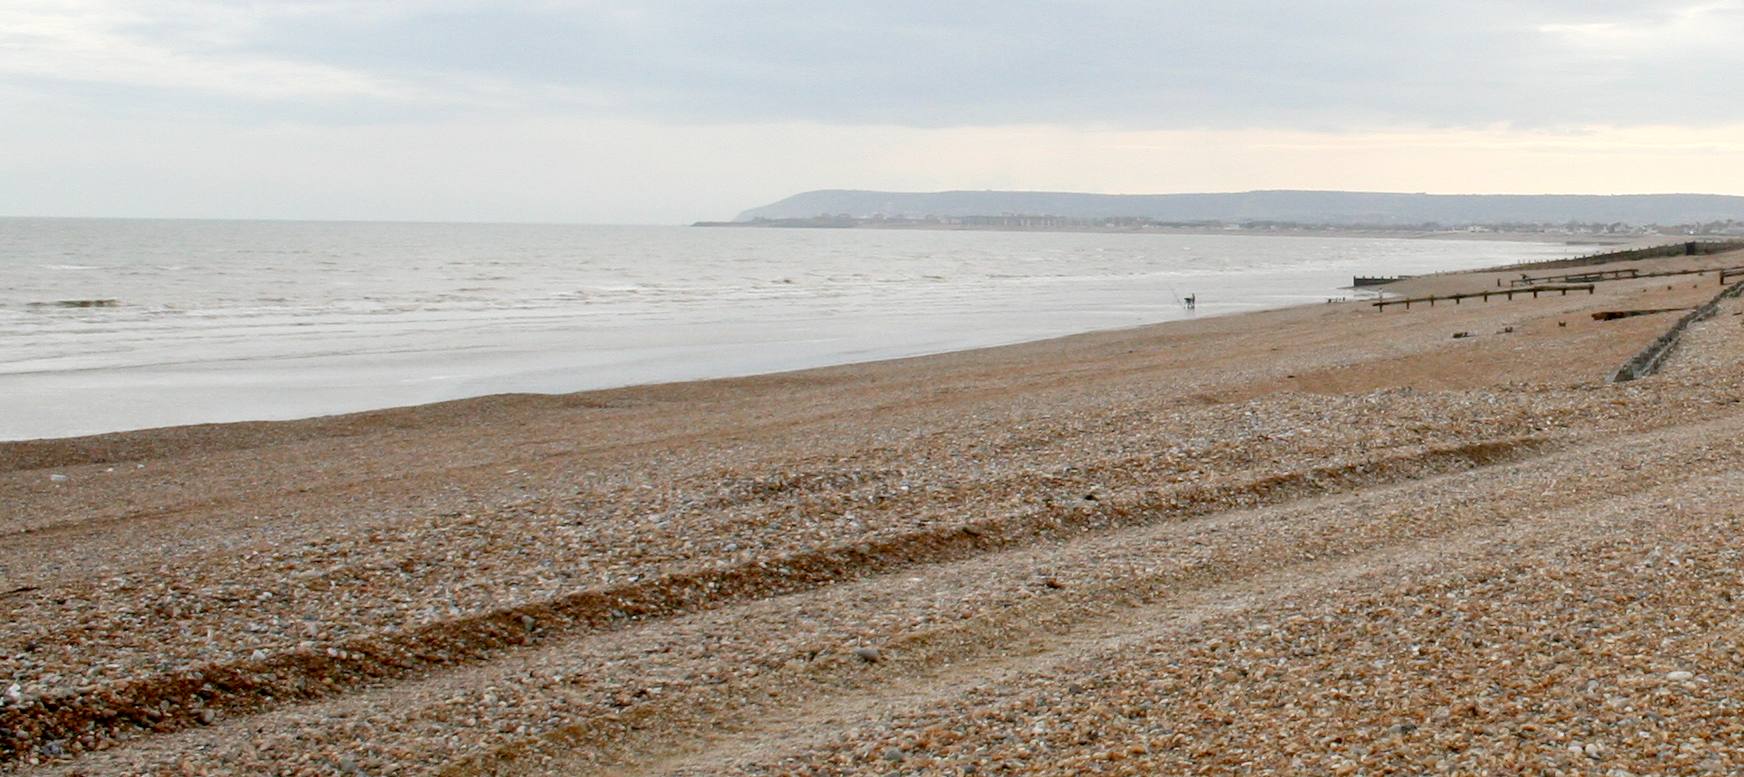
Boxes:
[5,248,1744,775]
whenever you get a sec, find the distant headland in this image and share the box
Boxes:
[698,189,1744,238]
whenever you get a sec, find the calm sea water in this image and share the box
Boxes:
[0,219,1587,440]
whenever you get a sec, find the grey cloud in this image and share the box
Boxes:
[11,1,1744,128]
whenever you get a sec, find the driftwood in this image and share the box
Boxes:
[1591,308,1695,322]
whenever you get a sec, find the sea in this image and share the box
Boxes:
[0,219,1591,440]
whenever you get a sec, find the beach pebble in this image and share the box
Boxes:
[48,473,68,483]
[11,274,1744,774]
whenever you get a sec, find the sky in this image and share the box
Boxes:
[2,1,1743,224]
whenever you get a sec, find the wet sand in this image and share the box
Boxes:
[4,250,1744,774]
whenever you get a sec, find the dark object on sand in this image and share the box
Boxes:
[1591,308,1694,322]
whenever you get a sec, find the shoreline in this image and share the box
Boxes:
[0,256,1527,442]
[5,246,1744,772]
[2,245,1732,463]
[0,261,1642,446]
[3,235,1707,446]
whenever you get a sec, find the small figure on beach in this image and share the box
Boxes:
[1183,293,1197,310]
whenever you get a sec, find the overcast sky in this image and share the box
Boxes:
[3,1,1742,223]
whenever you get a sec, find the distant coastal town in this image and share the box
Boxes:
[696,213,1744,239]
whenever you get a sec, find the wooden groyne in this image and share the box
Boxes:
[1504,264,1744,288]
[1507,268,1641,287]
[1353,275,1412,287]
[1611,279,1744,382]
[1501,239,1744,273]
[1373,284,1594,311]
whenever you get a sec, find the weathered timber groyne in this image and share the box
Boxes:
[1505,240,1744,273]
[1611,279,1744,382]
[1373,284,1594,311]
